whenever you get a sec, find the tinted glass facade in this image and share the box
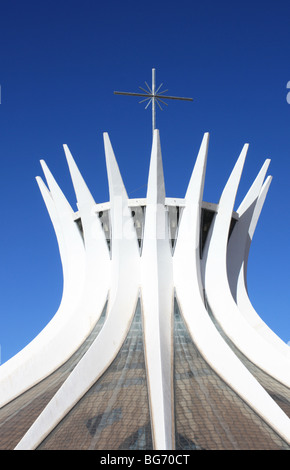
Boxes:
[174,297,289,450]
[205,296,290,420]
[37,299,153,450]
[0,303,107,450]
[1,204,289,450]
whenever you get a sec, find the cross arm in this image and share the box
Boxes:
[114,91,193,102]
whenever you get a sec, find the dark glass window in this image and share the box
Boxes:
[38,298,153,450]
[0,302,107,450]
[174,297,289,450]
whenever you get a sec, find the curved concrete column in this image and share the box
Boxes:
[227,159,270,301]
[15,133,141,450]
[174,134,290,445]
[1,129,288,450]
[63,144,110,327]
[204,145,290,387]
[141,130,174,450]
[232,175,290,359]
[0,162,87,407]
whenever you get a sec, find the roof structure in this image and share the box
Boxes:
[0,76,290,449]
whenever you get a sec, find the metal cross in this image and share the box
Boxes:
[114,68,193,134]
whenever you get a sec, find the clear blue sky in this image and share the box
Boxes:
[0,0,289,363]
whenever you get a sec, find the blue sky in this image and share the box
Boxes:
[0,0,290,363]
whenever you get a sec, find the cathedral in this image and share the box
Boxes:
[0,71,290,449]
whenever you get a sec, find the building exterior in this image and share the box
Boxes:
[0,129,290,450]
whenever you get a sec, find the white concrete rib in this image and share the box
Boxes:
[203,144,290,387]
[228,162,290,359]
[141,129,174,450]
[63,144,110,330]
[227,158,271,302]
[2,130,288,449]
[0,162,88,408]
[174,134,290,445]
[15,133,140,449]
